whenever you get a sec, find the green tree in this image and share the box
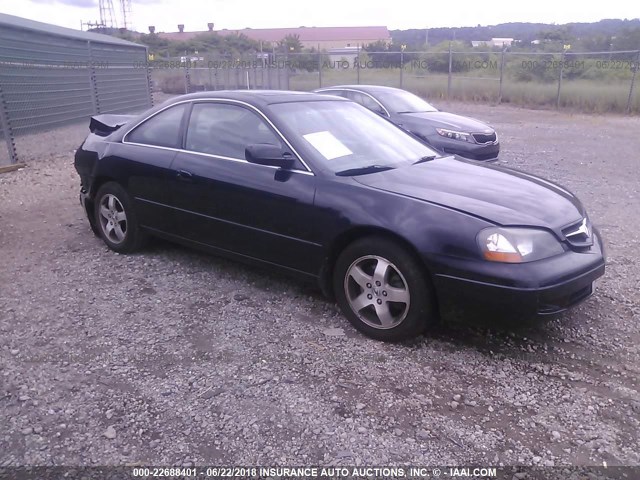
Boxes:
[277,34,303,53]
[536,25,575,51]
[363,41,418,67]
[612,27,640,52]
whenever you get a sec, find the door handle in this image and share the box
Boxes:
[176,169,194,182]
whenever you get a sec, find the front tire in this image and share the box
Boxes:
[333,236,435,341]
[94,182,146,253]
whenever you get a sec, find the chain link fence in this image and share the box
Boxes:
[2,38,639,168]
[149,48,640,115]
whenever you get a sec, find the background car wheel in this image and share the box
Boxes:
[94,182,146,253]
[333,236,435,341]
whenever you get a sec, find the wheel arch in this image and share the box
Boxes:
[319,226,436,304]
[90,175,120,198]
[83,175,118,233]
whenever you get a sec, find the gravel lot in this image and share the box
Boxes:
[1,100,639,470]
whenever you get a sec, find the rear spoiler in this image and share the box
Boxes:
[89,114,136,136]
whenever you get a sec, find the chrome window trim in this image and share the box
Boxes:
[122,98,315,176]
[316,88,391,117]
[121,141,314,176]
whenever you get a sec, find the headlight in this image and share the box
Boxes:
[436,128,474,143]
[477,227,564,263]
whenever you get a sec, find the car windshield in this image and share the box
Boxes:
[376,90,438,114]
[270,101,439,175]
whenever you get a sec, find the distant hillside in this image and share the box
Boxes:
[392,18,640,47]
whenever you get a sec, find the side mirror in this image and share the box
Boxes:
[245,144,294,169]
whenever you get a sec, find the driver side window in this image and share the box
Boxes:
[345,91,385,115]
[185,103,282,160]
[344,90,366,105]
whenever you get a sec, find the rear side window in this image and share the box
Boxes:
[126,104,187,148]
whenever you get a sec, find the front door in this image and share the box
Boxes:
[168,101,323,275]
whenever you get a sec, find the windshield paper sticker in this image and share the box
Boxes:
[303,131,353,160]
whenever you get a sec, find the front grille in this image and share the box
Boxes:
[562,218,594,248]
[472,132,497,144]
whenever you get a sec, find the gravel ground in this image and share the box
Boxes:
[0,100,639,470]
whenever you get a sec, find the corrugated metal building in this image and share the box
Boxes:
[0,13,152,167]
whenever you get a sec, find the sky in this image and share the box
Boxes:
[0,0,638,32]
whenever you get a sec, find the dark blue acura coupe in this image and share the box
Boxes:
[75,91,604,341]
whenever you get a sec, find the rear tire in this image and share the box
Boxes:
[94,182,146,253]
[333,236,435,341]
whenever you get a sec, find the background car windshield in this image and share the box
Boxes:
[377,90,438,114]
[270,101,439,173]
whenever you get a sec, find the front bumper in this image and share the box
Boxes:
[431,234,605,322]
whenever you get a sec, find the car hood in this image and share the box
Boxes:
[398,111,493,133]
[354,157,584,230]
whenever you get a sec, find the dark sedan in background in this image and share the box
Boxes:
[75,91,603,341]
[314,85,500,161]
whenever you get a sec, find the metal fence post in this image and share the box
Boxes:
[267,56,272,89]
[87,41,100,114]
[498,48,506,104]
[399,50,403,88]
[0,84,18,166]
[145,49,153,107]
[184,62,191,94]
[447,42,453,100]
[626,50,640,114]
[357,44,361,85]
[556,50,565,109]
[318,50,322,88]
[284,54,290,90]
[285,61,290,90]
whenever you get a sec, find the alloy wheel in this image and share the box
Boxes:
[343,255,411,329]
[98,194,127,244]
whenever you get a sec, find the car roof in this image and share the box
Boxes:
[315,85,402,94]
[166,90,348,107]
